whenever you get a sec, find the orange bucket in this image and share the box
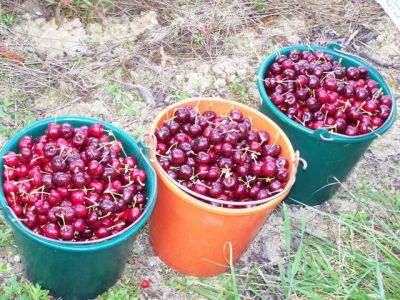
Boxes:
[146,98,298,277]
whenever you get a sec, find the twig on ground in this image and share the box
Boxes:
[358,50,400,68]
[342,28,361,50]
[119,82,156,106]
[0,47,25,64]
[47,97,82,113]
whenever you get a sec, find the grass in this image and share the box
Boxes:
[0,275,49,300]
[175,182,400,299]
[40,0,112,24]
[0,13,15,27]
[228,78,252,103]
[106,82,145,116]
[0,218,14,247]
[98,277,139,300]
[0,92,36,138]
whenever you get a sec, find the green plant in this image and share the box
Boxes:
[106,82,144,116]
[98,277,139,299]
[131,127,146,139]
[192,34,206,46]
[181,180,399,299]
[0,218,14,247]
[228,78,251,102]
[253,185,398,299]
[253,0,267,14]
[0,13,15,26]
[0,275,49,300]
[41,0,112,24]
[169,91,189,102]
[171,275,240,300]
[0,92,36,138]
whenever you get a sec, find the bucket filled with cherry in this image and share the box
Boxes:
[257,44,396,206]
[153,103,298,208]
[0,117,157,299]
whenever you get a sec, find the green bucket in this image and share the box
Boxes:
[0,116,157,299]
[257,44,397,206]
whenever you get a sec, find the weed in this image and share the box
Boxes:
[106,82,144,116]
[98,278,139,300]
[0,13,15,27]
[131,127,146,139]
[123,101,144,116]
[254,185,398,299]
[178,181,399,299]
[168,91,189,102]
[0,274,49,300]
[192,34,206,46]
[253,0,267,14]
[0,218,14,247]
[228,78,252,102]
[107,83,123,104]
[0,90,36,138]
[171,275,240,300]
[41,0,112,24]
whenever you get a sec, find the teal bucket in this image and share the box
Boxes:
[0,117,157,299]
[257,44,397,206]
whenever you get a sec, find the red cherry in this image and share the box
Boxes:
[3,151,19,167]
[88,123,104,138]
[43,223,60,239]
[124,207,142,223]
[141,279,151,289]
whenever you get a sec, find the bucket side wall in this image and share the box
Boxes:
[13,224,134,300]
[259,104,372,205]
[149,177,276,277]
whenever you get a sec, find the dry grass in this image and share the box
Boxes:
[1,0,396,110]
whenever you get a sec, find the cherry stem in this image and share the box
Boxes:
[99,213,111,220]
[104,190,123,197]
[108,222,125,230]
[166,142,178,155]
[85,203,99,209]
[31,156,44,162]
[194,179,210,189]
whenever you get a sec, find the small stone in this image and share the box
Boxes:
[13,255,21,263]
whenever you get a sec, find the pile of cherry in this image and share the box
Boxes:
[2,123,148,241]
[264,49,393,136]
[155,106,290,208]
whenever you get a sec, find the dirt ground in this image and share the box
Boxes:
[0,1,399,299]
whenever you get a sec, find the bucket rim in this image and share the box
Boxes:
[256,44,397,143]
[149,97,297,216]
[0,116,157,251]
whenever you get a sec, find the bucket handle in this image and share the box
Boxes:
[142,131,307,207]
[313,128,334,142]
[141,133,157,156]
